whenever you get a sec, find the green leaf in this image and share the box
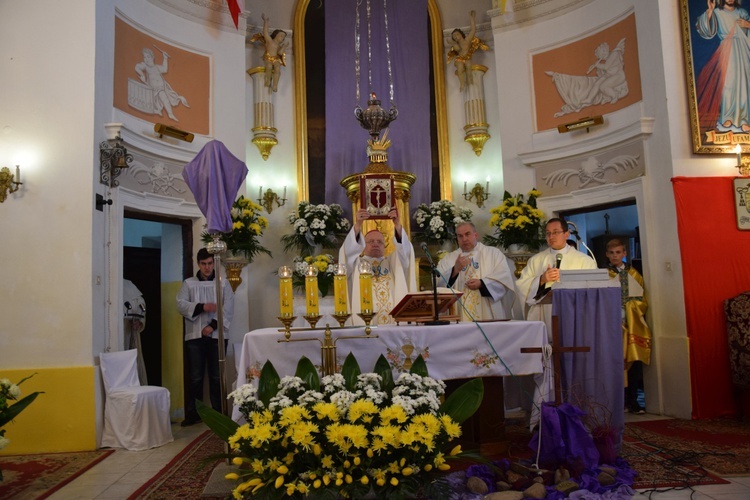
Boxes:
[258,360,281,407]
[0,392,42,427]
[409,355,429,377]
[295,356,320,392]
[439,378,484,423]
[373,354,394,395]
[341,352,361,391]
[196,400,240,442]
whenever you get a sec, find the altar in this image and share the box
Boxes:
[233,320,548,451]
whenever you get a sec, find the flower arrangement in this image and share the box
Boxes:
[413,200,473,244]
[292,254,336,297]
[281,201,351,256]
[197,354,483,499]
[201,195,272,262]
[484,189,546,251]
[1,374,42,480]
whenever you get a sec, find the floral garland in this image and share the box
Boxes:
[201,195,272,262]
[292,254,336,297]
[281,201,351,256]
[484,189,545,251]
[413,200,473,245]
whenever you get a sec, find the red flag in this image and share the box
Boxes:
[227,0,241,29]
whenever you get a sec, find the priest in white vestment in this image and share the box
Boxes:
[339,208,416,325]
[516,218,597,337]
[436,222,519,321]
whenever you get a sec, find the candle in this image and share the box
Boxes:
[278,266,293,317]
[259,185,263,200]
[737,144,743,166]
[464,181,467,194]
[333,264,348,315]
[486,176,490,193]
[305,265,319,316]
[283,185,287,199]
[15,165,20,184]
[358,261,373,313]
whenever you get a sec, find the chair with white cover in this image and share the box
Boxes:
[100,349,173,450]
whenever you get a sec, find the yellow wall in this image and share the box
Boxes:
[0,367,96,454]
[162,281,185,416]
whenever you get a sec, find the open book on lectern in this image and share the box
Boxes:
[390,288,463,325]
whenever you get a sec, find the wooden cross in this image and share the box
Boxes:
[520,315,590,405]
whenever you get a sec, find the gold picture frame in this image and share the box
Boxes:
[734,177,750,230]
[680,0,750,154]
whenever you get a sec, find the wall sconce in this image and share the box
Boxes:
[735,144,750,176]
[0,165,22,203]
[258,185,287,213]
[100,133,132,187]
[154,123,195,143]
[462,178,490,208]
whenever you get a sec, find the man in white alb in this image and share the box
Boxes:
[339,207,416,325]
[436,222,519,321]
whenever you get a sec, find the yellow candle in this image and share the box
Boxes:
[306,275,319,316]
[279,277,293,317]
[359,273,373,313]
[334,274,348,314]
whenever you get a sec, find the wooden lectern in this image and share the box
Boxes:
[390,291,462,325]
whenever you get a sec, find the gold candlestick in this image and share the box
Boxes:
[277,315,297,340]
[303,314,322,329]
[332,312,352,328]
[357,310,376,336]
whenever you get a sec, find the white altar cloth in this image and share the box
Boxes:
[233,321,548,421]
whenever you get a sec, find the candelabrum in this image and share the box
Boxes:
[0,165,22,203]
[462,179,490,208]
[257,186,287,213]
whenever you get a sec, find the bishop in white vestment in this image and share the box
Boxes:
[436,222,519,321]
[339,208,416,325]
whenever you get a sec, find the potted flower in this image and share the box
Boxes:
[281,201,351,256]
[413,200,473,247]
[201,195,272,263]
[483,189,545,253]
[292,254,336,297]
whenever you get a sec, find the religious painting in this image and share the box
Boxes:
[113,15,211,136]
[531,11,642,133]
[734,177,750,230]
[359,174,395,219]
[680,0,750,153]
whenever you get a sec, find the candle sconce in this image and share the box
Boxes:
[0,165,22,203]
[99,133,132,188]
[462,179,490,208]
[257,186,287,213]
[735,145,750,176]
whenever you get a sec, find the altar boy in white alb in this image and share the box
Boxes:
[339,207,416,325]
[437,222,519,321]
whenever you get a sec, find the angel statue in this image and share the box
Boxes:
[447,11,489,92]
[251,14,288,92]
[546,38,628,117]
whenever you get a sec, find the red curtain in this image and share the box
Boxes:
[673,176,750,418]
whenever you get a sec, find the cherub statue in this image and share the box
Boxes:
[251,14,288,92]
[447,11,489,91]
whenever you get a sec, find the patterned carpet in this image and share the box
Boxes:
[0,449,114,499]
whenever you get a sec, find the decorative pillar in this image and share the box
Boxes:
[247,67,278,160]
[463,64,491,156]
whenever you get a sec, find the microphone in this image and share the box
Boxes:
[421,242,435,267]
[555,253,563,269]
[567,221,578,234]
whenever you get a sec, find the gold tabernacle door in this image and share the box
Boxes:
[390,291,463,325]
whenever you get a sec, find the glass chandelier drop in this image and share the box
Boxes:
[354,0,398,140]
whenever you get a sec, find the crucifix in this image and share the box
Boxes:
[520,315,590,405]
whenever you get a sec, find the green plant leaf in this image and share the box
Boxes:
[295,356,320,392]
[0,392,42,427]
[258,360,281,407]
[439,378,484,423]
[409,355,429,377]
[341,352,361,391]
[373,354,394,395]
[196,400,240,442]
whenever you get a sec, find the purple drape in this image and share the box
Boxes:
[182,140,248,234]
[325,0,430,212]
[552,287,625,444]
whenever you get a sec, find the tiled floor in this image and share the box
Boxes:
[47,415,750,499]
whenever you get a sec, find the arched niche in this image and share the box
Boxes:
[292,0,451,202]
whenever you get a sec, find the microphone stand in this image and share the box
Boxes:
[422,245,449,326]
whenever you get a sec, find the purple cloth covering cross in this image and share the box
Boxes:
[182,140,248,234]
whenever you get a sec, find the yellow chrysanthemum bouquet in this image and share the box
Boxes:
[201,195,272,262]
[198,354,482,499]
[484,189,546,252]
[291,254,336,297]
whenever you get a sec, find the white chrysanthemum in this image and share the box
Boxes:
[228,384,258,406]
[0,436,9,450]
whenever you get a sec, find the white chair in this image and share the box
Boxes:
[100,349,173,450]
